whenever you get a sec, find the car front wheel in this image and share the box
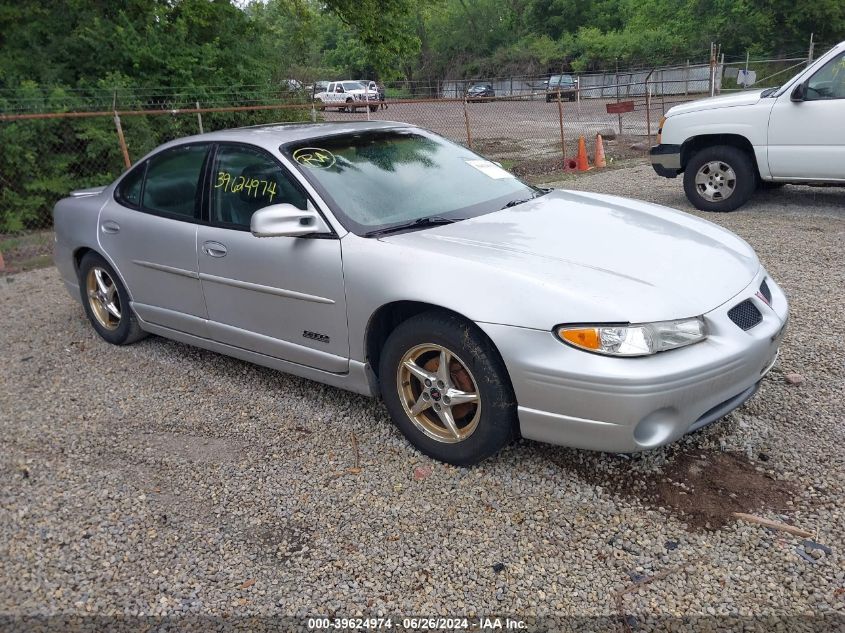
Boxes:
[683,145,756,212]
[78,252,146,345]
[379,311,517,466]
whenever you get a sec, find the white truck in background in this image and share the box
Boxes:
[651,41,845,212]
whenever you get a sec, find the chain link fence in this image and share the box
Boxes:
[0,55,809,273]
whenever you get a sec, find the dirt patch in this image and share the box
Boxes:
[511,156,567,179]
[472,137,526,155]
[556,445,798,530]
[139,432,245,464]
[506,135,650,181]
[649,450,797,529]
[0,230,54,274]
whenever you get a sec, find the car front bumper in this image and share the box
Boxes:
[650,144,682,178]
[477,269,788,453]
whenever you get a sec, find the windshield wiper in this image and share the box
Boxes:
[364,216,460,238]
[761,86,780,97]
[501,188,550,210]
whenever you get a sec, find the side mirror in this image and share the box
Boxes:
[790,81,806,102]
[250,201,331,238]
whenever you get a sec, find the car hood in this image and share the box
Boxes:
[380,190,759,326]
[666,90,765,117]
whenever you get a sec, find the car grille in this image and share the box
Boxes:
[759,279,772,305]
[728,299,763,331]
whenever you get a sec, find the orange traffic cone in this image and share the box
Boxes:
[594,134,607,168]
[576,136,591,171]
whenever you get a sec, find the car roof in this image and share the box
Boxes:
[151,121,413,156]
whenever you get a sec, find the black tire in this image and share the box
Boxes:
[379,311,517,466]
[78,252,146,345]
[369,105,378,112]
[683,145,757,212]
[345,98,355,113]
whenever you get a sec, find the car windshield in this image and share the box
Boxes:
[342,82,366,91]
[470,84,488,90]
[549,75,573,84]
[283,129,537,236]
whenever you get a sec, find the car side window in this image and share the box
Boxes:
[211,145,308,229]
[806,52,845,100]
[142,144,208,218]
[115,163,146,208]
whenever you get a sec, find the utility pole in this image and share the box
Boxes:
[808,33,815,65]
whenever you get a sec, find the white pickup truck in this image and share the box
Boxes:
[313,80,380,113]
[651,41,845,211]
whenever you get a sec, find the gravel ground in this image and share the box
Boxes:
[1,165,844,632]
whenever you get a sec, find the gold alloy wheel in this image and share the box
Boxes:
[397,343,481,444]
[86,267,121,330]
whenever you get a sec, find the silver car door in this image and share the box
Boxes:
[98,143,210,336]
[196,143,349,373]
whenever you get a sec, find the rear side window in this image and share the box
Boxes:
[116,164,145,208]
[142,144,208,218]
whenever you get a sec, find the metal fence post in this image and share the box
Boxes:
[645,69,654,139]
[196,101,204,134]
[615,60,622,136]
[113,112,131,169]
[463,98,473,149]
[557,89,566,166]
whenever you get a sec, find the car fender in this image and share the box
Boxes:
[662,104,775,179]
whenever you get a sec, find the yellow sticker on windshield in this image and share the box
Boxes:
[293,147,336,169]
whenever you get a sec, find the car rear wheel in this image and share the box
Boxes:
[683,145,756,212]
[379,311,517,466]
[369,105,378,112]
[78,252,146,345]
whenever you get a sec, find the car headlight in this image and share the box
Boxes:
[555,317,707,357]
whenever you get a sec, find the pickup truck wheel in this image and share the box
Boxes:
[683,145,756,212]
[379,311,517,466]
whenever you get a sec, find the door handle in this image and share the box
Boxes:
[202,241,228,257]
[100,220,120,234]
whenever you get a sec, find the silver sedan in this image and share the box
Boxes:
[53,122,788,465]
